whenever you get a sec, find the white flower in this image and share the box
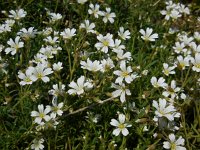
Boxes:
[32,53,47,64]
[47,98,64,118]
[5,19,15,27]
[111,83,131,103]
[42,27,53,36]
[18,68,34,86]
[194,32,200,41]
[113,61,133,84]
[153,98,180,121]
[31,104,51,124]
[31,138,44,150]
[114,50,132,61]
[0,24,11,33]
[100,57,115,72]
[17,27,37,39]
[139,27,158,42]
[44,36,59,45]
[162,63,176,76]
[151,77,167,88]
[49,13,62,22]
[163,134,186,150]
[118,27,131,40]
[162,80,181,99]
[80,20,95,33]
[60,28,76,39]
[88,4,103,18]
[173,42,186,54]
[30,63,53,83]
[110,114,132,136]
[80,58,102,72]
[179,35,193,46]
[49,83,65,96]
[39,46,54,59]
[53,62,63,71]
[77,0,87,4]
[176,55,190,70]
[112,39,126,52]
[5,36,24,55]
[9,9,27,20]
[67,76,93,95]
[190,42,200,53]
[191,53,200,72]
[101,8,116,24]
[95,33,114,53]
[178,4,190,15]
[170,10,181,20]
[160,8,172,20]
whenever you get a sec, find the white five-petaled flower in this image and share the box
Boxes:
[49,13,62,22]
[60,28,76,39]
[88,3,103,18]
[67,76,93,95]
[31,104,51,124]
[151,77,167,88]
[110,114,132,136]
[114,50,132,61]
[191,53,200,72]
[163,134,186,150]
[30,63,53,83]
[179,35,193,46]
[111,83,131,103]
[9,9,27,20]
[194,32,200,41]
[162,63,176,76]
[53,62,63,71]
[5,36,24,55]
[176,55,190,70]
[173,42,186,54]
[101,7,116,24]
[80,20,95,33]
[48,83,65,97]
[139,27,158,42]
[17,27,37,39]
[77,0,88,4]
[112,39,126,52]
[153,98,180,121]
[118,27,131,40]
[47,98,64,118]
[44,36,59,45]
[162,80,181,99]
[179,4,190,15]
[190,42,200,53]
[95,33,114,53]
[80,58,102,72]
[31,138,45,150]
[100,57,115,72]
[114,61,133,84]
[18,67,34,86]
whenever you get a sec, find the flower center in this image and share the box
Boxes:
[171,143,176,150]
[39,113,45,118]
[164,69,169,75]
[103,40,109,46]
[25,77,32,82]
[122,71,129,77]
[195,63,200,68]
[37,73,43,79]
[118,124,125,129]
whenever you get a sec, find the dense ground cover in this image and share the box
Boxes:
[0,0,200,149]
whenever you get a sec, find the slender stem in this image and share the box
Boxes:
[64,97,114,116]
[194,101,200,127]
